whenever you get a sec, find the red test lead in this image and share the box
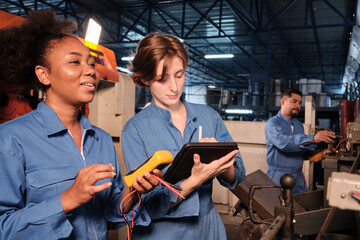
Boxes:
[152,174,185,200]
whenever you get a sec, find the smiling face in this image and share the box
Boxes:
[146,56,185,110]
[36,36,100,108]
[280,93,302,119]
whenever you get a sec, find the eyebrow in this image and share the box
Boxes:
[155,68,184,79]
[68,52,82,57]
[68,52,94,60]
[161,69,184,76]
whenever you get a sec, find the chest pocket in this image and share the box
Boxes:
[27,164,78,202]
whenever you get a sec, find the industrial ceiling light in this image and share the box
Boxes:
[225,109,253,114]
[84,18,102,44]
[121,56,134,61]
[204,54,234,59]
[117,66,131,74]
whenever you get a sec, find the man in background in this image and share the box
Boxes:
[265,88,335,194]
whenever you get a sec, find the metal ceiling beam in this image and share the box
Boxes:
[64,0,85,30]
[184,0,218,39]
[119,7,148,42]
[225,0,257,30]
[0,0,27,13]
[122,3,243,82]
[154,11,246,81]
[270,23,354,31]
[308,0,326,81]
[152,7,178,36]
[181,0,186,38]
[188,2,264,71]
[225,0,287,78]
[147,3,249,81]
[218,0,223,36]
[323,0,353,25]
[256,0,264,27]
[1,0,86,31]
[17,0,29,14]
[148,4,152,33]
[96,0,243,84]
[1,0,353,93]
[261,0,297,31]
[265,0,304,77]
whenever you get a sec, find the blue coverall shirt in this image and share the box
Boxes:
[121,99,246,240]
[0,102,149,240]
[265,111,317,194]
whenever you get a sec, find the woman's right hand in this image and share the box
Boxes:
[179,149,238,198]
[61,164,116,213]
[131,169,163,195]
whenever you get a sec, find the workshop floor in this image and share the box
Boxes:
[220,213,244,240]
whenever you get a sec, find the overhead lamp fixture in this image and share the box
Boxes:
[224,109,253,114]
[204,54,234,59]
[85,18,102,45]
[121,56,134,61]
[208,85,216,89]
[117,66,131,74]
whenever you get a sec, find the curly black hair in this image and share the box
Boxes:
[0,9,77,90]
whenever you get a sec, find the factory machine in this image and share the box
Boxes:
[230,115,360,240]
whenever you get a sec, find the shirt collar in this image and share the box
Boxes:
[37,101,95,136]
[150,97,197,123]
[277,111,293,124]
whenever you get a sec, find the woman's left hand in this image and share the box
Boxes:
[199,137,236,182]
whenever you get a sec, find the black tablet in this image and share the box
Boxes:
[163,142,238,184]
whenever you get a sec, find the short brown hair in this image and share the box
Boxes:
[281,88,302,98]
[129,32,189,87]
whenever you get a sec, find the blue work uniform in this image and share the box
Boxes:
[0,102,149,240]
[265,111,317,194]
[121,98,246,240]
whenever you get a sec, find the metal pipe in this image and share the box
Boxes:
[260,214,286,240]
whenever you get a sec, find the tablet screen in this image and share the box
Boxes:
[163,142,238,184]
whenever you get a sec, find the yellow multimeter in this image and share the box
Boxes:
[124,150,173,187]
